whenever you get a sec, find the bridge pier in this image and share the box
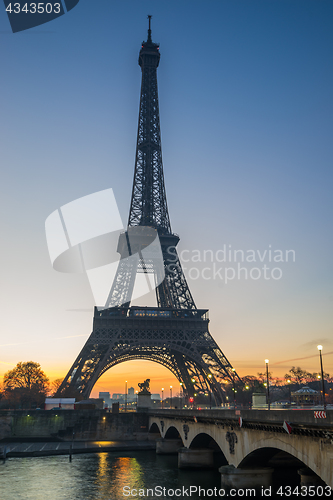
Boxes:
[178,448,214,469]
[298,468,324,487]
[219,465,274,490]
[156,439,183,455]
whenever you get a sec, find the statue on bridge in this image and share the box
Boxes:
[138,379,151,394]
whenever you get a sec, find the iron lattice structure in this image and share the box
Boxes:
[57,19,241,404]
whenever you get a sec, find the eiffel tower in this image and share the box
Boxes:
[57,18,241,404]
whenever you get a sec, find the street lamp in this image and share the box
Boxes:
[191,378,195,404]
[231,368,236,408]
[317,345,326,410]
[135,390,138,411]
[265,360,270,410]
[245,385,250,408]
[287,379,291,405]
[170,386,173,409]
[125,381,128,412]
[161,388,164,409]
[207,374,212,409]
[180,382,183,409]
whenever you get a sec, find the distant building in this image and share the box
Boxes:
[112,393,124,400]
[99,392,112,408]
[292,386,320,406]
[127,387,136,402]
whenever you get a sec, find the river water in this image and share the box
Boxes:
[0,450,320,499]
[0,451,221,500]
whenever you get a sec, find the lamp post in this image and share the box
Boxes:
[207,374,212,409]
[191,378,195,406]
[170,386,172,409]
[265,360,270,410]
[161,388,164,409]
[125,381,128,412]
[287,379,291,406]
[245,385,250,409]
[317,345,326,410]
[180,382,183,409]
[231,368,236,408]
[135,390,138,411]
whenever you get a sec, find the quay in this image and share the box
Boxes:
[0,440,155,458]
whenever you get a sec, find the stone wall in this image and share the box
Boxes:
[0,410,149,441]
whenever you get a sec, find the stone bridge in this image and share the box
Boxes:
[148,409,333,489]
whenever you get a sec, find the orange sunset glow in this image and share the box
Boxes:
[32,352,332,399]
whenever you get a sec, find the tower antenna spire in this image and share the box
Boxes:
[147,14,152,42]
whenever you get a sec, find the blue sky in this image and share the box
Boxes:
[0,1,332,393]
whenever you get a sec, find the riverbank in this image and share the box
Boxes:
[0,440,155,458]
[0,409,150,441]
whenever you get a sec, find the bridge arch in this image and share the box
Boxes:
[190,432,222,451]
[239,447,303,468]
[148,422,162,439]
[165,425,184,444]
[189,432,228,467]
[238,441,328,486]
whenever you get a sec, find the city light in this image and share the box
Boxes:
[287,379,291,404]
[317,345,326,410]
[265,359,270,410]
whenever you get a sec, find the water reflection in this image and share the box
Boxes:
[113,457,143,493]
[0,451,221,500]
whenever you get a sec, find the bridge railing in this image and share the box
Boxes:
[148,408,333,429]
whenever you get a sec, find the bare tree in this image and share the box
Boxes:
[50,378,64,396]
[3,361,49,409]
